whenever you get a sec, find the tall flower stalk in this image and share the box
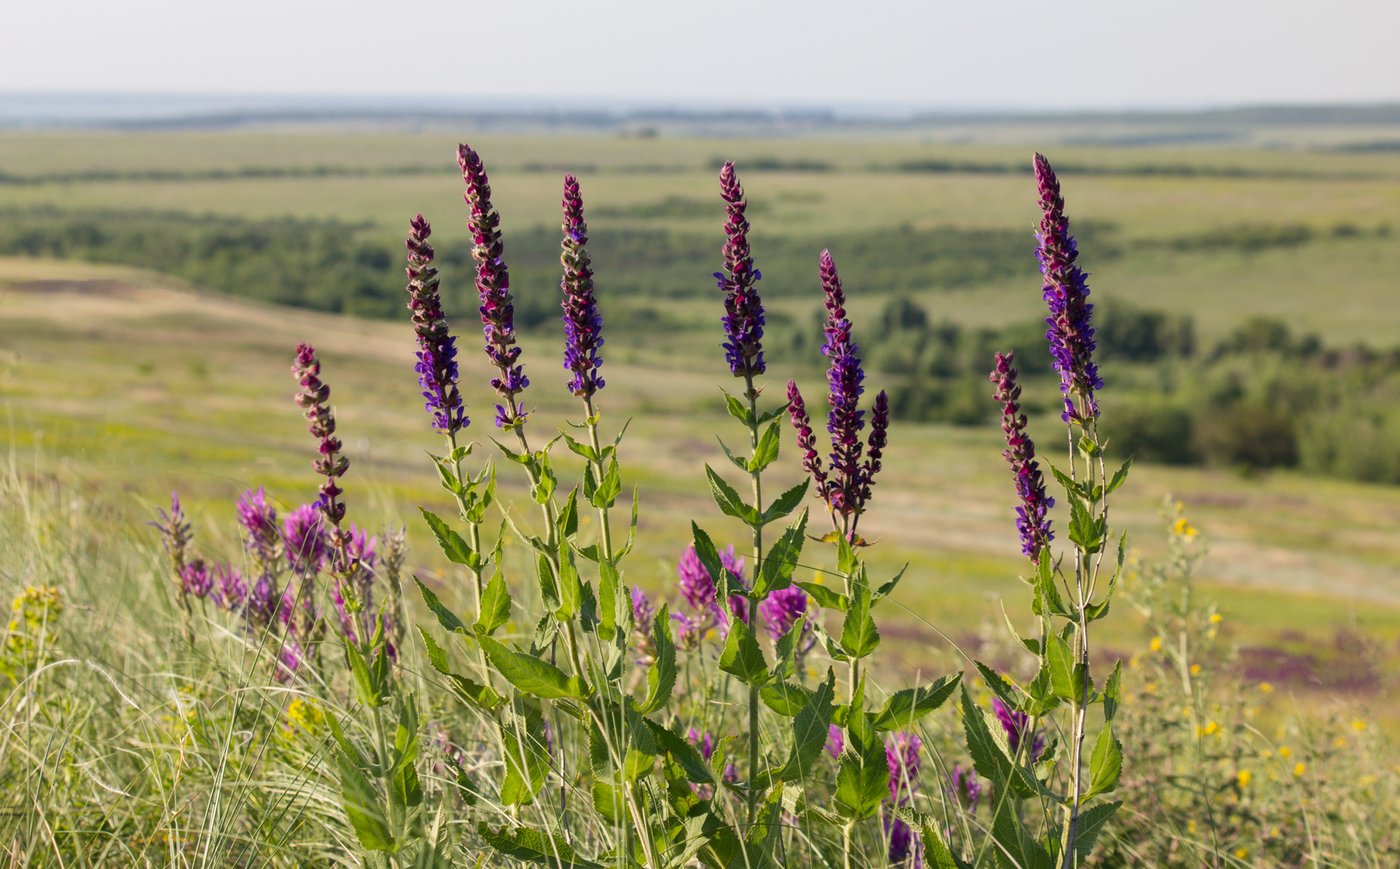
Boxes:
[968,155,1128,869]
[785,250,890,541]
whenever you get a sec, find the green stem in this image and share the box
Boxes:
[745,384,764,828]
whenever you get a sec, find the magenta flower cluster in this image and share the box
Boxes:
[404,214,467,436]
[459,143,529,428]
[715,162,766,382]
[991,352,1054,561]
[1034,153,1103,422]
[560,174,605,399]
[787,251,890,527]
[885,731,924,865]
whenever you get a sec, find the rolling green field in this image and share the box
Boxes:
[2,125,1399,717]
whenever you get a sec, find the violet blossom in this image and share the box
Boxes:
[715,162,765,382]
[991,352,1054,561]
[560,174,604,399]
[458,143,529,428]
[1034,153,1103,422]
[992,697,1046,761]
[404,214,467,435]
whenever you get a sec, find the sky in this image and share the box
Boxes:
[4,0,1399,111]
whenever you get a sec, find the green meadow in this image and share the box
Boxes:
[2,122,1398,723]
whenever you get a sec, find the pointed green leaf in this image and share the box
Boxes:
[761,479,809,526]
[870,673,962,731]
[705,465,760,526]
[638,604,677,714]
[420,508,476,568]
[337,752,393,852]
[476,571,512,635]
[796,581,846,612]
[754,508,807,598]
[839,572,880,659]
[1086,724,1122,797]
[718,618,770,685]
[749,420,782,473]
[480,636,583,700]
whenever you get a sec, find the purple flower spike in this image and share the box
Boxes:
[274,642,304,683]
[560,175,605,399]
[716,162,766,382]
[292,344,349,551]
[991,352,1054,561]
[283,504,328,577]
[820,250,866,518]
[180,559,213,599]
[949,763,982,811]
[1034,153,1103,422]
[153,491,193,575]
[459,144,529,428]
[992,697,1046,761]
[236,488,280,568]
[246,573,280,628]
[213,564,248,612]
[759,583,808,639]
[858,389,890,509]
[631,586,655,632]
[676,544,749,636]
[826,724,845,759]
[405,214,468,436]
[886,731,923,803]
[786,380,830,503]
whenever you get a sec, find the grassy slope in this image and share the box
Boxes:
[0,126,1397,721]
[2,259,1396,726]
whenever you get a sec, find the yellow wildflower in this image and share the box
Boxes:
[1235,847,1249,859]
[1258,682,1274,694]
[1209,613,1222,624]
[1236,769,1252,788]
[1351,719,1367,732]
[1278,746,1292,759]
[1334,736,1348,749]
[1201,721,1221,737]
[1190,663,1201,676]
[1173,517,1198,538]
[1150,636,1162,652]
[1186,820,1197,834]
[1293,762,1306,777]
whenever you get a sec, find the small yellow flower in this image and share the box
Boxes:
[1351,719,1368,733]
[1258,681,1274,694]
[1150,636,1163,652]
[1201,721,1221,737]
[1190,663,1201,676]
[1236,769,1252,788]
[1144,681,1158,694]
[1293,762,1306,777]
[1278,746,1292,759]
[1186,820,1197,834]
[1173,517,1198,538]
[1209,613,1222,624]
[1334,736,1348,749]
[1235,847,1249,859]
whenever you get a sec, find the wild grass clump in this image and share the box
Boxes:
[0,147,1393,868]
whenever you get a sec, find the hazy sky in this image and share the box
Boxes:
[6,0,1398,110]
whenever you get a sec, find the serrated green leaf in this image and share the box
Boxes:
[873,563,908,601]
[476,572,512,635]
[990,792,1053,869]
[1068,497,1107,555]
[646,720,714,785]
[590,459,621,509]
[1087,725,1122,797]
[562,433,598,463]
[762,479,809,526]
[596,562,621,640]
[760,681,816,717]
[1047,634,1076,702]
[716,436,749,472]
[420,508,476,568]
[718,618,769,685]
[1048,462,1087,499]
[723,391,753,426]
[638,604,677,714]
[417,627,502,710]
[1073,801,1121,859]
[478,824,603,868]
[796,581,846,612]
[839,573,880,659]
[337,752,393,852]
[1103,660,1123,722]
[480,636,583,700]
[1105,456,1133,496]
[749,420,782,472]
[705,465,760,526]
[500,703,550,806]
[870,673,962,731]
[754,508,807,598]
[559,488,580,539]
[776,670,835,783]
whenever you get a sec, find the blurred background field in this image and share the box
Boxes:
[3,111,1399,729]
